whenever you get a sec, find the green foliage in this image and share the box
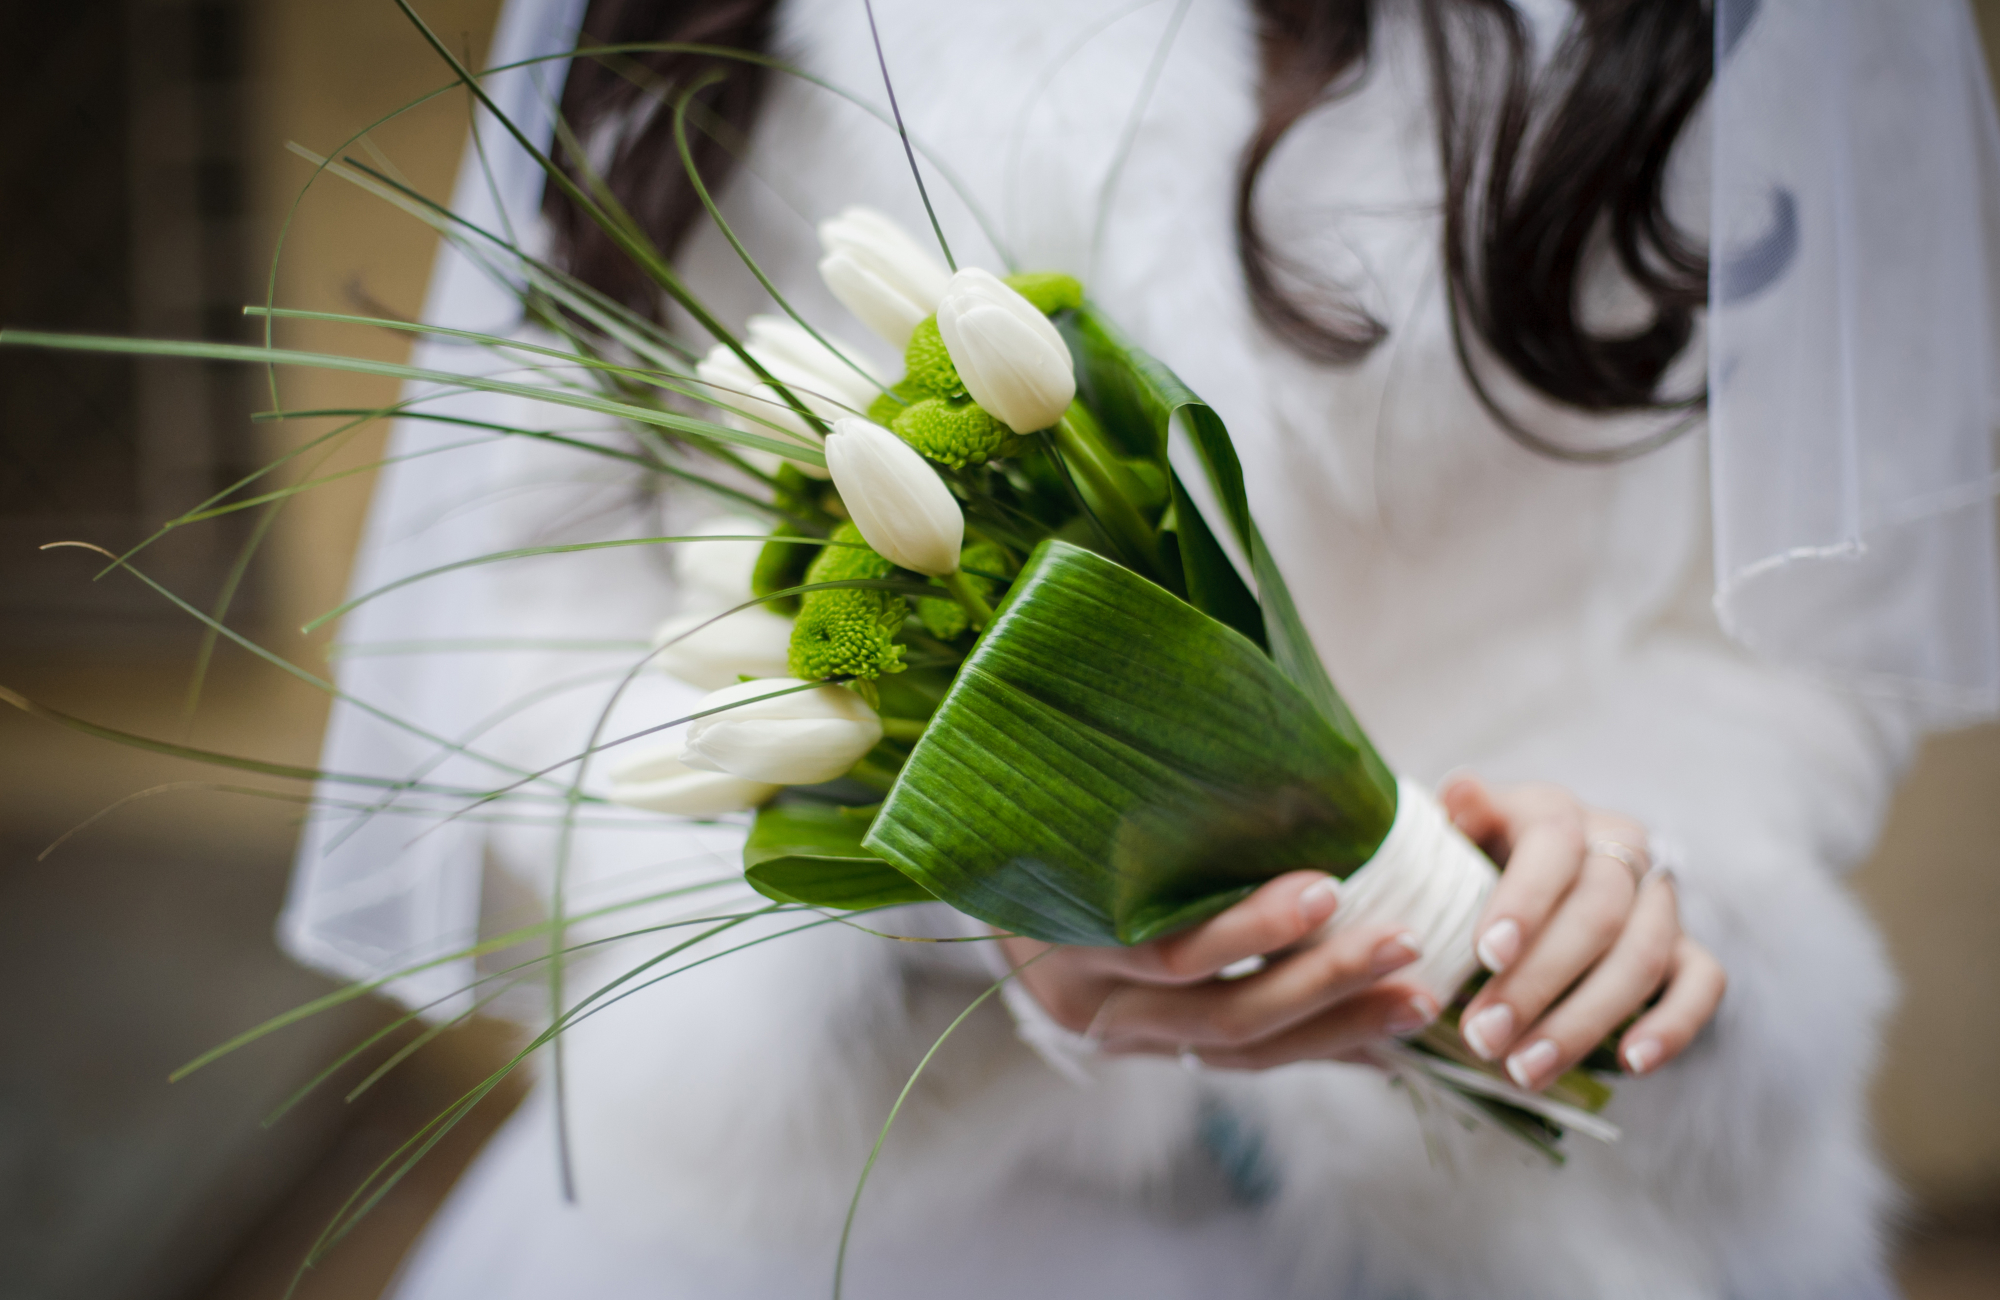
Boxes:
[916,540,1013,640]
[788,524,908,680]
[1003,271,1084,315]
[752,523,811,615]
[743,798,934,909]
[866,541,1398,947]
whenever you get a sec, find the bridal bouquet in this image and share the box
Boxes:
[0,8,1617,1237]
[634,211,1619,1153]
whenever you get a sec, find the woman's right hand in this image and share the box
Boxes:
[997,871,1439,1069]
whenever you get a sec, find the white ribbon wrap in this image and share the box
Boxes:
[1317,777,1499,1002]
[983,777,1498,1080]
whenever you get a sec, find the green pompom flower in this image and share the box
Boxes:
[901,316,967,400]
[866,378,926,427]
[1003,271,1084,315]
[787,522,908,681]
[890,395,1011,469]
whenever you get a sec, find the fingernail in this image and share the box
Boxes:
[1369,932,1421,977]
[1386,993,1438,1038]
[1623,1038,1662,1075]
[1217,954,1266,981]
[1505,1038,1559,1089]
[1475,918,1521,973]
[1297,875,1340,924]
[1462,1003,1513,1060]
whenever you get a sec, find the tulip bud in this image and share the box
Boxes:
[607,742,779,817]
[817,207,953,349]
[674,514,770,611]
[934,268,1076,434]
[695,316,880,478]
[680,677,884,785]
[823,417,964,577]
[652,606,796,690]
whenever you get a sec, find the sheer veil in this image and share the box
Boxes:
[279,0,2000,1009]
[1709,0,2000,720]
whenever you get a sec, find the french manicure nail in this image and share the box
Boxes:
[1462,1003,1513,1060]
[1369,932,1421,977]
[1218,954,1267,981]
[1298,875,1340,923]
[1387,993,1438,1038]
[1476,918,1521,972]
[1623,1038,1662,1075]
[1505,1038,1559,1089]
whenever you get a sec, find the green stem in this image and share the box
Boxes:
[1050,406,1160,578]
[941,568,996,628]
[879,716,928,743]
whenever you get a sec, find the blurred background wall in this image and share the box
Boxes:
[0,2,1996,1298]
[1,5,514,1298]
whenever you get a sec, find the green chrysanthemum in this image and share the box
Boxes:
[890,395,1011,468]
[788,523,908,681]
[901,316,966,399]
[1003,271,1084,315]
[866,377,926,427]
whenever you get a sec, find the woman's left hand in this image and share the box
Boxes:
[1440,775,1727,1090]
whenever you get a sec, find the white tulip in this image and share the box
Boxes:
[652,606,795,690]
[823,417,964,577]
[607,743,778,817]
[673,514,769,610]
[816,206,953,349]
[681,677,884,785]
[935,267,1076,434]
[695,316,879,478]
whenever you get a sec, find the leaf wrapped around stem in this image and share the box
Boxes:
[865,541,1397,945]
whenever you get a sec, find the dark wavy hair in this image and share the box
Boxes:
[545,0,1713,459]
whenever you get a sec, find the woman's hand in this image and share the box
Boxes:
[1441,776,1726,1089]
[997,776,1726,1087]
[997,871,1440,1068]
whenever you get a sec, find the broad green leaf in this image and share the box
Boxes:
[744,799,936,909]
[1162,469,1266,648]
[865,541,1397,946]
[1063,316,1259,638]
[1064,307,1386,771]
[1063,310,1166,459]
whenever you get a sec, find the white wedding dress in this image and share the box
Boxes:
[280,2,2000,1297]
